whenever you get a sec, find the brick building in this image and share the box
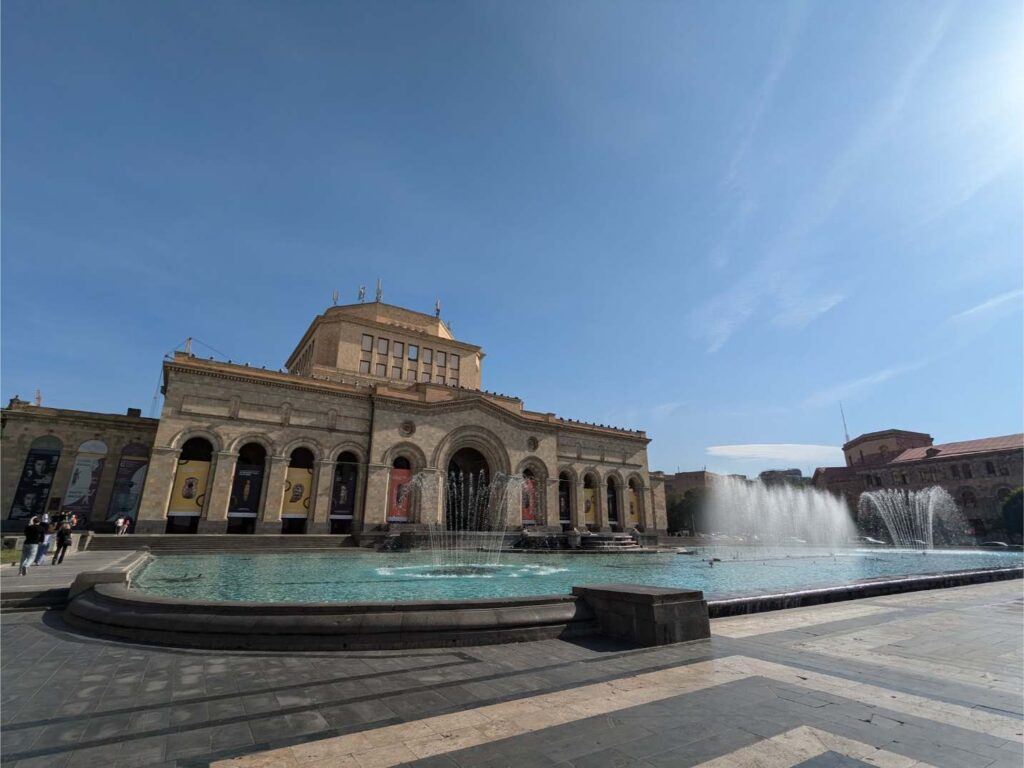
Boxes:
[813,429,1023,536]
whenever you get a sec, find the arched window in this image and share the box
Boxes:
[331,452,359,534]
[389,456,415,523]
[107,442,150,522]
[9,436,62,520]
[393,456,411,470]
[64,440,109,520]
[227,442,266,534]
[606,477,620,530]
[282,447,315,534]
[627,478,641,527]
[168,437,213,533]
[558,472,572,531]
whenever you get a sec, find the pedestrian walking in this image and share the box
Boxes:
[20,517,44,576]
[35,520,55,565]
[52,523,73,565]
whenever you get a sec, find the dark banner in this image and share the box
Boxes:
[106,457,149,521]
[331,463,357,519]
[228,463,264,516]
[9,448,61,520]
[64,455,105,515]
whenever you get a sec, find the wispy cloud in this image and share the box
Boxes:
[803,359,931,408]
[706,443,843,464]
[691,4,954,353]
[651,401,683,418]
[949,289,1023,323]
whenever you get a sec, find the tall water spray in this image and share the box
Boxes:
[706,475,856,548]
[858,486,965,548]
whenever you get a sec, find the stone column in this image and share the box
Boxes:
[543,476,560,529]
[361,463,392,530]
[574,481,586,530]
[198,451,236,534]
[256,455,290,534]
[597,480,610,532]
[415,468,443,526]
[135,446,181,534]
[308,459,335,535]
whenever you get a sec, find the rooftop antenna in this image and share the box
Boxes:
[358,286,366,303]
[34,389,42,407]
[840,402,850,443]
[435,299,441,318]
[375,279,382,303]
[331,289,338,306]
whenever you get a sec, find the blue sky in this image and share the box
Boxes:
[3,0,1021,477]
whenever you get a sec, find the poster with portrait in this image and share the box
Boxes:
[628,487,640,523]
[228,464,264,516]
[282,467,313,516]
[106,457,149,521]
[168,458,210,515]
[584,488,597,525]
[521,477,537,525]
[64,455,106,515]
[331,463,357,519]
[9,448,61,520]
[387,468,413,522]
[558,488,571,524]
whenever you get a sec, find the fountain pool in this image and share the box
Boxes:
[131,547,1023,604]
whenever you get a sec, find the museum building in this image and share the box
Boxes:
[2,301,667,536]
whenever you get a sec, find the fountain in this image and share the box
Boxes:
[858,486,966,548]
[705,475,856,549]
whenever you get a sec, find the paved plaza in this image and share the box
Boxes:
[1,580,1021,768]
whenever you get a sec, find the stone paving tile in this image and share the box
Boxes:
[2,580,1022,768]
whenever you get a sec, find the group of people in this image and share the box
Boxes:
[18,512,77,575]
[112,516,132,535]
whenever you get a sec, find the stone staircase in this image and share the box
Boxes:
[580,532,643,552]
[86,534,356,553]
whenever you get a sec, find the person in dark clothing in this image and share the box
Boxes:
[51,523,74,565]
[20,517,44,576]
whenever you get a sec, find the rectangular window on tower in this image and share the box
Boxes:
[375,363,386,377]
[449,377,458,387]
[408,345,419,361]
[391,366,401,379]
[420,371,430,383]
[436,351,447,368]
[377,337,389,355]
[435,374,444,384]
[422,348,433,365]
[393,342,403,358]
[359,361,370,374]
[406,369,416,382]
[361,334,373,352]
[986,461,996,475]
[450,354,460,370]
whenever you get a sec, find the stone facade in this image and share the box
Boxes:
[813,430,1023,536]
[3,302,667,537]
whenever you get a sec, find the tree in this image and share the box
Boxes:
[667,488,706,535]
[1002,488,1023,540]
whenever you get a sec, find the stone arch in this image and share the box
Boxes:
[327,442,366,464]
[168,428,224,453]
[626,474,646,528]
[382,441,428,471]
[432,425,511,477]
[515,457,550,527]
[515,456,550,480]
[557,465,578,485]
[280,437,324,461]
[225,432,274,455]
[30,435,63,451]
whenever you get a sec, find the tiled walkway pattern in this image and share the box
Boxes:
[1,580,1021,768]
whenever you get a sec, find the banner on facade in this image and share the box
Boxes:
[106,457,149,521]
[331,463,357,520]
[558,488,571,524]
[387,468,413,522]
[521,477,537,525]
[584,488,597,524]
[64,455,106,515]
[282,467,313,517]
[228,463,264,517]
[9,448,61,520]
[168,459,210,515]
[628,487,640,523]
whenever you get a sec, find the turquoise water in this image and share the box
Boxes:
[131,547,1023,603]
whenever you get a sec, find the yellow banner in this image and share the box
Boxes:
[169,459,210,514]
[584,488,597,524]
[628,487,640,522]
[283,466,314,516]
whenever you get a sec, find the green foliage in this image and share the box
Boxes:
[1002,488,1023,537]
[667,488,706,534]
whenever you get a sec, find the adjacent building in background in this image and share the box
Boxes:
[813,429,1023,536]
[2,301,667,536]
[757,469,808,487]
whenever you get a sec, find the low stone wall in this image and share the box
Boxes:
[708,566,1024,617]
[572,584,710,646]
